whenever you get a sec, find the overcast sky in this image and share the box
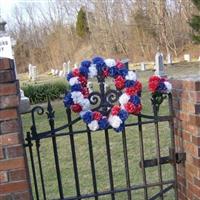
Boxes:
[0,0,51,19]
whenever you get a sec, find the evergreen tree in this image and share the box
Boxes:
[76,7,89,38]
[189,0,200,43]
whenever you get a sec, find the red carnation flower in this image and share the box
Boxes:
[103,68,109,77]
[79,75,87,87]
[115,76,125,90]
[148,75,160,92]
[72,68,80,76]
[135,81,142,93]
[82,87,89,97]
[93,111,102,120]
[111,105,121,115]
[71,104,82,113]
[125,86,137,96]
[124,102,136,113]
[116,60,124,69]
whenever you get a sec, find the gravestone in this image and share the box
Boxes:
[54,69,59,76]
[63,62,67,76]
[19,89,30,113]
[184,54,191,62]
[67,60,71,74]
[31,65,37,81]
[28,64,32,79]
[155,52,165,77]
[167,53,172,64]
[141,62,146,71]
[51,68,55,75]
[59,70,63,77]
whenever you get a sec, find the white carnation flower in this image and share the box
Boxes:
[81,99,91,111]
[88,120,99,131]
[164,81,172,93]
[125,71,137,81]
[76,96,85,104]
[108,115,122,129]
[71,91,84,103]
[88,64,97,78]
[69,77,79,86]
[119,93,130,105]
[104,58,116,68]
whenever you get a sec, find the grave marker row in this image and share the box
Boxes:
[28,64,37,81]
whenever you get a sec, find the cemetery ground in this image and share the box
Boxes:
[21,61,200,199]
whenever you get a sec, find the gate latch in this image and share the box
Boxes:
[175,152,186,164]
[169,148,186,164]
[139,148,186,168]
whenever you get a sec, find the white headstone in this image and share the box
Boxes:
[0,36,13,59]
[59,70,63,77]
[87,81,93,93]
[20,89,25,98]
[155,52,165,76]
[28,64,32,79]
[141,62,146,71]
[31,66,37,81]
[63,62,67,76]
[19,89,30,113]
[184,54,191,62]
[167,53,172,64]
[51,69,55,75]
[54,69,59,76]
[67,60,71,74]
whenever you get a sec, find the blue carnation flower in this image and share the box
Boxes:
[118,110,128,122]
[109,67,118,77]
[157,82,167,92]
[81,60,91,68]
[82,111,93,124]
[92,56,105,72]
[63,93,73,107]
[125,80,135,88]
[130,95,140,106]
[114,123,125,132]
[98,118,109,129]
[119,67,128,77]
[71,84,82,92]
[67,72,73,81]
[79,66,89,77]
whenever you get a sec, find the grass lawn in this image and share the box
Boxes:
[21,62,199,200]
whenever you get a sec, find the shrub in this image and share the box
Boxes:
[76,7,89,38]
[22,80,68,104]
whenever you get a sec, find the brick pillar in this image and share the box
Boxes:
[0,59,32,199]
[171,76,200,200]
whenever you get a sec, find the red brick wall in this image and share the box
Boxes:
[0,59,32,199]
[171,76,200,200]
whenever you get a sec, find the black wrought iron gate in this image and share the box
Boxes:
[23,79,185,200]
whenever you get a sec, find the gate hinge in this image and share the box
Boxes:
[169,148,186,164]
